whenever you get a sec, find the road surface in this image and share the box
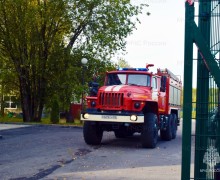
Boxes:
[0,122,193,180]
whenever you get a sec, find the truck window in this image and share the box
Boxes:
[106,74,126,85]
[128,74,150,86]
[160,76,167,92]
[152,77,157,89]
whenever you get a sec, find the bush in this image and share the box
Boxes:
[50,98,60,124]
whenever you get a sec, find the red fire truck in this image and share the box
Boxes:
[81,64,182,148]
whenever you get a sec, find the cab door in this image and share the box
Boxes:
[152,76,158,101]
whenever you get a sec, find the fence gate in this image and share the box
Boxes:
[182,0,220,180]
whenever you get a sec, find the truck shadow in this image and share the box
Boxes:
[101,133,143,148]
[100,132,182,150]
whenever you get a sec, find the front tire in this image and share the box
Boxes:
[83,121,103,145]
[141,113,158,148]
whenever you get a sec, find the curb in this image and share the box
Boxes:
[35,124,83,129]
[0,122,83,129]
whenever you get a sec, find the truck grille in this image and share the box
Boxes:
[99,92,124,108]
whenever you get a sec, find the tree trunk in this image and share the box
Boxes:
[20,79,32,122]
[19,70,45,122]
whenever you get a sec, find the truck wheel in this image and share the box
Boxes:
[172,114,177,139]
[83,121,103,145]
[160,114,172,141]
[141,113,158,148]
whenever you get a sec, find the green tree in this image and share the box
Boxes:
[117,58,131,68]
[0,57,20,116]
[0,0,148,122]
[0,0,71,122]
[46,51,116,115]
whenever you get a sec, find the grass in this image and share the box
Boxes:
[0,116,23,123]
[0,116,83,127]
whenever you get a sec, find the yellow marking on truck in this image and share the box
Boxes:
[133,95,149,99]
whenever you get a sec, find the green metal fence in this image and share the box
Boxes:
[182,0,220,180]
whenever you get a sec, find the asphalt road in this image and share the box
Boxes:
[0,122,190,180]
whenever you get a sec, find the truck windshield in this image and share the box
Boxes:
[106,73,151,86]
[128,74,151,86]
[106,74,126,85]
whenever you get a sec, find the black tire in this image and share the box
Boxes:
[160,114,173,141]
[83,121,103,145]
[141,113,158,148]
[171,114,177,139]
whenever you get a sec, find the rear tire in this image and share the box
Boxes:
[160,114,173,141]
[141,113,158,148]
[171,114,177,139]
[83,121,103,145]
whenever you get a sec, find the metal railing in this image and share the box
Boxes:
[182,1,220,180]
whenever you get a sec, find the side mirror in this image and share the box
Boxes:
[89,82,99,96]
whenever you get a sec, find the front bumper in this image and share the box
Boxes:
[81,113,144,123]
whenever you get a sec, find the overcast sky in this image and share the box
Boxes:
[115,0,185,81]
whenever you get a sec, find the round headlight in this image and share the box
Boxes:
[130,115,137,121]
[134,102,141,109]
[83,113,89,119]
[91,101,96,107]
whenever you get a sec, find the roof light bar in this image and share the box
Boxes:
[117,68,149,71]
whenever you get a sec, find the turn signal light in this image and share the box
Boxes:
[91,101,96,107]
[134,102,141,109]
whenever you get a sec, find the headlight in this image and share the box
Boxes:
[130,115,137,121]
[134,102,141,109]
[82,113,89,119]
[91,101,96,107]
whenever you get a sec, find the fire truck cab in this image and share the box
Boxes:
[81,64,182,148]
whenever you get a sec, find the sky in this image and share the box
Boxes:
[115,0,185,82]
